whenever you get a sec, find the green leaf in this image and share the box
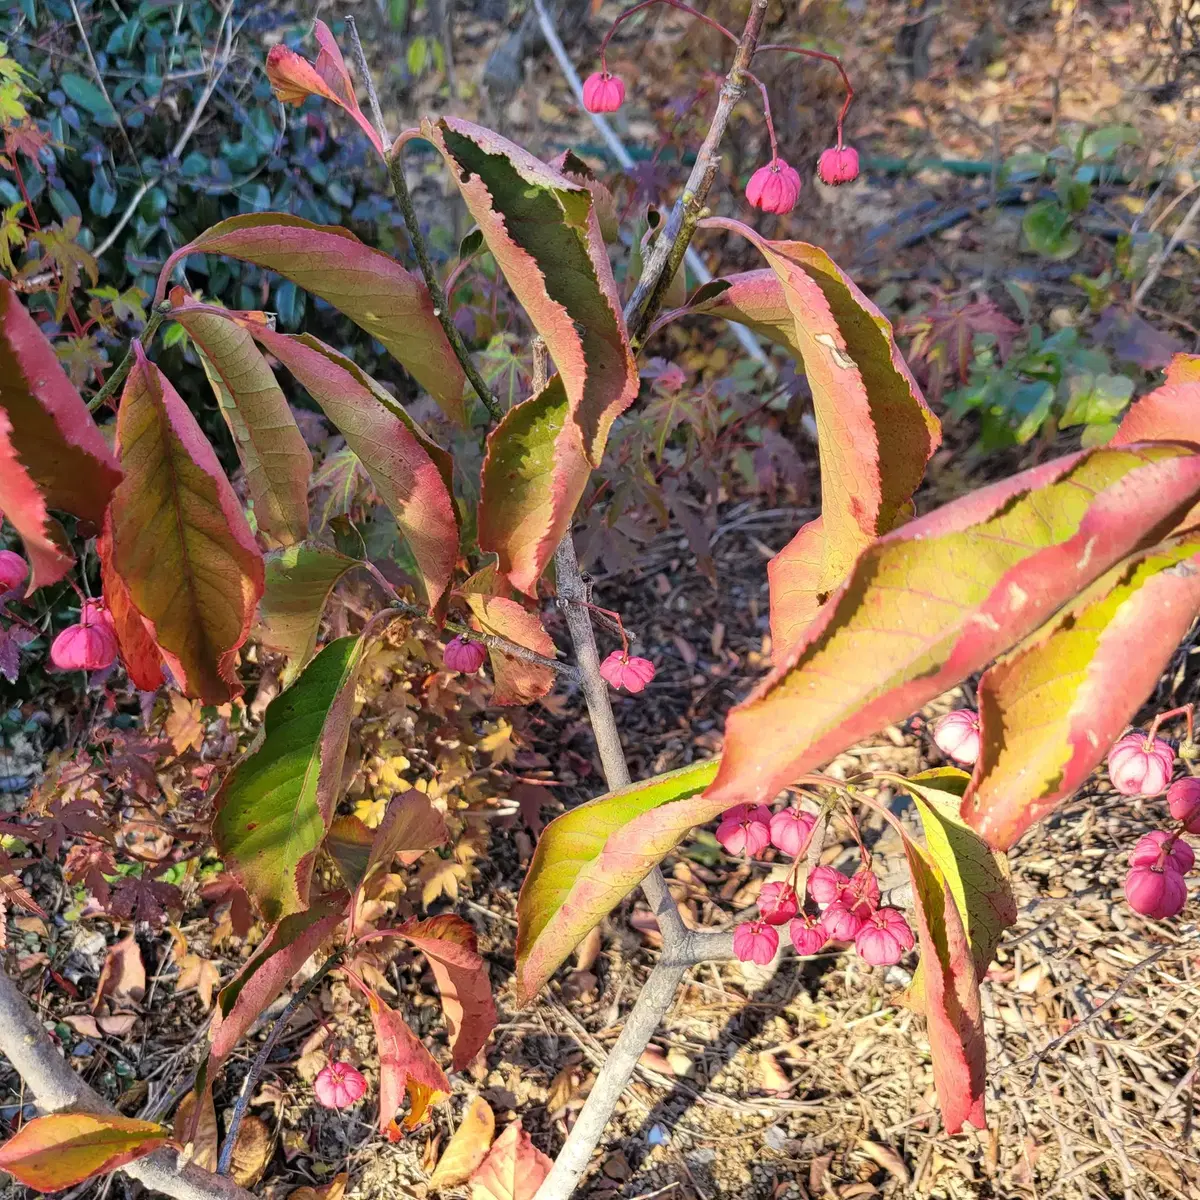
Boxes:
[1023,200,1082,260]
[1080,124,1139,161]
[891,768,1015,976]
[670,225,940,652]
[156,215,467,425]
[964,534,1200,850]
[423,116,637,465]
[168,292,312,546]
[213,635,367,922]
[59,74,117,125]
[1059,372,1134,429]
[260,542,361,684]
[515,758,719,1004]
[477,376,591,597]
[0,1114,167,1192]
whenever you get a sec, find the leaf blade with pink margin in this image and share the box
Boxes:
[0,279,122,590]
[393,914,496,1070]
[515,758,720,1004]
[704,443,1200,814]
[901,831,987,1133]
[239,322,458,612]
[155,215,466,424]
[365,986,450,1134]
[671,231,940,653]
[422,116,636,464]
[963,533,1200,850]
[264,18,385,157]
[213,636,366,922]
[468,1121,552,1200]
[105,346,263,704]
[167,290,311,546]
[477,376,590,596]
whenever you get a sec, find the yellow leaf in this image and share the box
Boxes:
[430,1097,495,1189]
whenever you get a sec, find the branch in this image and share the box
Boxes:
[217,948,346,1175]
[0,968,253,1200]
[623,0,770,347]
[343,14,502,423]
[87,302,172,413]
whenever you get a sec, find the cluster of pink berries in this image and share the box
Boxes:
[719,804,915,968]
[1104,729,1199,920]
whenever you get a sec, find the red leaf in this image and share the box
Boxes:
[97,511,166,691]
[265,19,385,157]
[423,117,636,464]
[963,534,1200,849]
[0,280,122,590]
[1114,354,1200,446]
[102,346,263,704]
[364,986,450,1134]
[0,1114,168,1192]
[467,1120,552,1200]
[394,915,496,1070]
[902,834,986,1133]
[477,377,590,596]
[155,215,465,424]
[236,321,458,611]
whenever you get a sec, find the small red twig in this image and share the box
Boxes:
[756,42,855,145]
[600,0,738,75]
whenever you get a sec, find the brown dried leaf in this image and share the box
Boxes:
[429,1096,495,1189]
[174,1089,218,1173]
[94,934,145,1012]
[229,1115,272,1188]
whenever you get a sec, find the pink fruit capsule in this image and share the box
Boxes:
[716,804,772,857]
[443,635,487,673]
[745,159,802,214]
[807,865,849,907]
[757,881,799,926]
[932,709,982,766]
[1167,777,1200,834]
[1107,732,1174,796]
[732,919,779,966]
[0,550,28,595]
[598,651,656,694]
[314,1061,368,1109]
[817,145,860,186]
[819,901,864,941]
[582,71,625,113]
[788,913,827,956]
[855,907,915,966]
[1129,830,1195,875]
[769,806,817,857]
[1124,862,1187,919]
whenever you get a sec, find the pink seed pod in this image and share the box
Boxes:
[788,913,827,956]
[80,598,116,634]
[932,709,982,766]
[50,618,119,673]
[732,919,779,966]
[820,901,864,941]
[745,159,802,214]
[1124,862,1188,919]
[0,550,28,595]
[1167,777,1200,834]
[843,868,881,916]
[598,651,656,694]
[769,806,817,857]
[314,1061,369,1109]
[817,145,860,186]
[1130,830,1195,875]
[757,881,799,926]
[1107,732,1175,796]
[582,71,625,113]
[443,635,487,674]
[807,865,849,907]
[716,804,772,857]
[855,907,915,966]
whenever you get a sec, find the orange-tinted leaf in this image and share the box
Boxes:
[678,230,940,653]
[1112,353,1200,446]
[394,915,496,1070]
[228,1114,272,1188]
[265,19,384,157]
[365,790,448,877]
[964,534,1200,850]
[156,215,465,424]
[103,346,263,704]
[0,279,122,590]
[423,117,636,464]
[706,444,1200,813]
[168,291,311,546]
[0,1113,167,1192]
[902,832,986,1134]
[97,511,166,691]
[477,376,590,596]
[365,987,450,1134]
[290,1172,347,1200]
[94,933,145,1011]
[240,323,457,612]
[468,1120,552,1200]
[213,637,366,921]
[430,1097,495,1188]
[464,592,555,705]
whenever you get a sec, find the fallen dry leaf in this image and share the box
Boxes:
[175,1089,218,1172]
[430,1096,495,1189]
[176,953,220,1011]
[289,1173,347,1200]
[468,1121,551,1200]
[94,934,145,1011]
[857,1139,910,1185]
[165,694,205,754]
[229,1115,272,1188]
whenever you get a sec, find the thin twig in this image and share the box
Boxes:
[87,302,171,413]
[344,14,502,422]
[217,947,347,1176]
[0,969,254,1200]
[1133,187,1200,305]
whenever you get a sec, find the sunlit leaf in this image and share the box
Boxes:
[0,1114,167,1192]
[430,1096,494,1189]
[213,636,366,921]
[468,1121,552,1200]
[365,986,450,1134]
